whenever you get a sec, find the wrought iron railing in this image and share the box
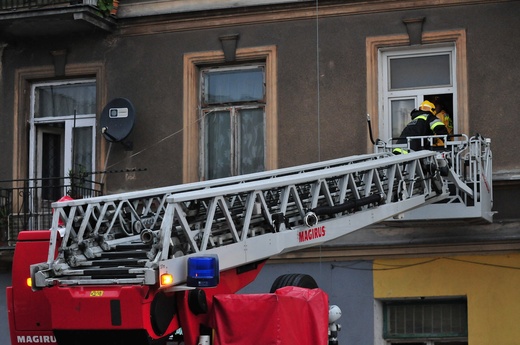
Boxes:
[0,0,97,11]
[0,177,103,243]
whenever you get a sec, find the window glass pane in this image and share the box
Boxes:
[238,108,265,175]
[205,111,231,179]
[35,82,96,118]
[203,68,264,104]
[41,132,62,200]
[390,54,451,89]
[391,99,415,138]
[69,126,93,197]
[72,127,93,175]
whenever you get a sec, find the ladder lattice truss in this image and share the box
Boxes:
[33,135,492,288]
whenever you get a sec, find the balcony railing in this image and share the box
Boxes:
[0,177,103,244]
[0,0,97,11]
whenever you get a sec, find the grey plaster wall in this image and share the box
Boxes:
[0,2,518,231]
[0,2,518,191]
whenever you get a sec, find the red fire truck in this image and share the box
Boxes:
[7,135,493,345]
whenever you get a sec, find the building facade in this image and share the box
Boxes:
[1,0,519,344]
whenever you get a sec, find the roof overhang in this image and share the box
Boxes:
[0,6,115,41]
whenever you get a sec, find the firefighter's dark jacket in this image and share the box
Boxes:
[396,109,449,152]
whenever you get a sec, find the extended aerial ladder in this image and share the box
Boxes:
[17,134,492,345]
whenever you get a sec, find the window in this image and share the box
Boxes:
[381,45,456,140]
[383,299,468,345]
[183,46,277,182]
[200,65,266,179]
[366,29,469,150]
[29,79,97,199]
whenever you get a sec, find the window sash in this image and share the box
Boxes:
[201,66,265,105]
[380,45,456,142]
[389,53,452,90]
[202,107,265,180]
[200,64,267,180]
[238,107,265,175]
[204,110,232,180]
[34,80,97,118]
[390,98,416,139]
[73,126,94,175]
[29,79,97,183]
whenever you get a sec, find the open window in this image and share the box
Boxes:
[366,29,468,150]
[29,79,97,199]
[380,45,456,141]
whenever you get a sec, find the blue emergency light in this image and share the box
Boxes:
[187,255,220,287]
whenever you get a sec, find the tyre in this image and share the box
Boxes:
[269,273,318,293]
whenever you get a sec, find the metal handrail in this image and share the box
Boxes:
[0,176,103,243]
[0,0,96,11]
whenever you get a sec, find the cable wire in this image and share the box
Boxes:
[331,256,520,272]
[315,0,321,162]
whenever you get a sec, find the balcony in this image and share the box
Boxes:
[0,0,116,41]
[0,177,104,245]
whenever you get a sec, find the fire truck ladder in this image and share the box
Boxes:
[32,136,492,289]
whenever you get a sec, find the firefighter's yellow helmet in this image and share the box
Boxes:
[419,100,436,114]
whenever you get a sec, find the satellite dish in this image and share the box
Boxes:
[100,98,135,143]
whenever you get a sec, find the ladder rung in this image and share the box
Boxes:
[100,250,149,259]
[114,243,152,251]
[91,258,146,267]
[79,267,141,278]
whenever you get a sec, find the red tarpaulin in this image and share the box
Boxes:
[210,286,329,345]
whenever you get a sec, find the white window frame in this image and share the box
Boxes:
[200,105,266,180]
[199,64,266,180]
[378,44,457,142]
[29,79,97,182]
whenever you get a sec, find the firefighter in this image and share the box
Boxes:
[393,100,449,154]
[433,98,453,135]
[432,98,453,147]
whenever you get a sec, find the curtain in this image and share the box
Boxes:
[35,82,96,118]
[205,110,231,180]
[239,108,265,175]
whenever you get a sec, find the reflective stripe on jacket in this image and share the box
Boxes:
[392,147,409,155]
[395,110,449,151]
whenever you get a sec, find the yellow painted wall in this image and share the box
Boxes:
[373,253,520,345]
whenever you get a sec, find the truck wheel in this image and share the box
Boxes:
[150,291,177,336]
[269,273,318,293]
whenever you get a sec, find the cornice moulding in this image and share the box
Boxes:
[119,0,510,36]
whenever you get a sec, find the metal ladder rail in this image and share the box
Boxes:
[35,153,396,284]
[34,151,445,287]
[444,135,490,206]
[156,151,444,261]
[434,137,471,205]
[448,135,493,216]
[170,154,432,246]
[45,152,393,266]
[157,151,448,287]
[467,135,493,205]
